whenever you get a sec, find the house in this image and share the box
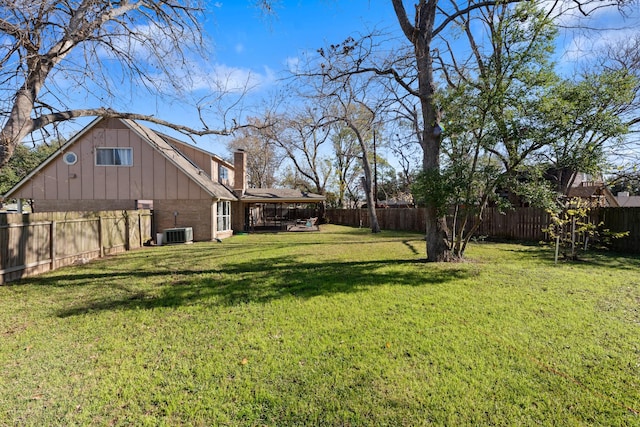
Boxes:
[1,117,324,241]
[565,181,619,208]
[615,191,640,207]
[494,168,620,208]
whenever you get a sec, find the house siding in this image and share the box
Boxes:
[36,198,221,242]
[35,199,137,212]
[167,140,234,187]
[154,199,215,242]
[12,122,213,202]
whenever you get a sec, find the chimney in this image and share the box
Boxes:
[233,149,247,196]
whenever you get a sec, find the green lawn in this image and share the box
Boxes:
[1,225,638,426]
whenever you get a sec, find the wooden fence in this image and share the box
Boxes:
[326,207,640,254]
[0,210,152,284]
[597,207,640,254]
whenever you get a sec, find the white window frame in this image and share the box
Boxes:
[95,147,133,166]
[216,201,231,232]
[63,152,78,165]
[219,166,229,183]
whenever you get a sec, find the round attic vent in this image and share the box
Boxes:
[63,152,78,165]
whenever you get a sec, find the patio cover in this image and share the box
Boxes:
[240,188,325,203]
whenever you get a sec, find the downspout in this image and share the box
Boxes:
[212,197,220,240]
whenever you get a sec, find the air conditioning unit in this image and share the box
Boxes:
[163,227,193,244]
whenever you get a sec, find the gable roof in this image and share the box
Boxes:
[2,118,98,200]
[2,117,237,201]
[566,183,619,207]
[156,131,234,170]
[616,194,640,207]
[123,119,236,200]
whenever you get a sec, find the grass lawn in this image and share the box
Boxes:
[1,224,639,426]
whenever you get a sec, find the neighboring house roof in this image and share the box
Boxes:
[616,194,640,207]
[566,186,600,198]
[378,197,413,208]
[566,183,619,207]
[241,188,325,204]
[2,117,237,201]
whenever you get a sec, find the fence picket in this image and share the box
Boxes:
[326,207,640,254]
[1,210,151,284]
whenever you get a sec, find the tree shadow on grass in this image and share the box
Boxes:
[54,256,471,317]
[403,240,421,255]
[501,245,640,270]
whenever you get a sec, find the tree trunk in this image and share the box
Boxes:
[361,155,381,233]
[425,206,451,261]
[391,0,452,260]
[415,3,452,261]
[1,88,37,168]
[1,39,68,169]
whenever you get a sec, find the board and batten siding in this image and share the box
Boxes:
[12,124,212,202]
[168,140,213,177]
[168,139,234,186]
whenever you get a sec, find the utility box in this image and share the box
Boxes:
[163,227,193,244]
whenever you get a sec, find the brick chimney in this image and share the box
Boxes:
[233,149,247,196]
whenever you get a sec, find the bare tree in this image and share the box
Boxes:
[300,38,390,233]
[228,117,282,188]
[339,102,382,233]
[0,0,269,169]
[332,124,363,208]
[265,107,333,197]
[597,33,640,176]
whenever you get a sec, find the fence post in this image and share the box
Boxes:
[50,221,56,271]
[98,216,104,258]
[138,211,143,248]
[124,211,130,251]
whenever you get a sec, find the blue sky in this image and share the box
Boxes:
[160,1,639,156]
[56,1,640,158]
[210,2,395,100]
[208,1,395,73]
[203,1,640,91]
[122,1,402,155]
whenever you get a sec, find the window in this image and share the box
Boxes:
[219,166,229,183]
[63,152,77,165]
[217,201,231,232]
[96,148,133,166]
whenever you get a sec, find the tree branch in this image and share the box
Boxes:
[433,0,528,36]
[32,107,237,136]
[391,0,417,43]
